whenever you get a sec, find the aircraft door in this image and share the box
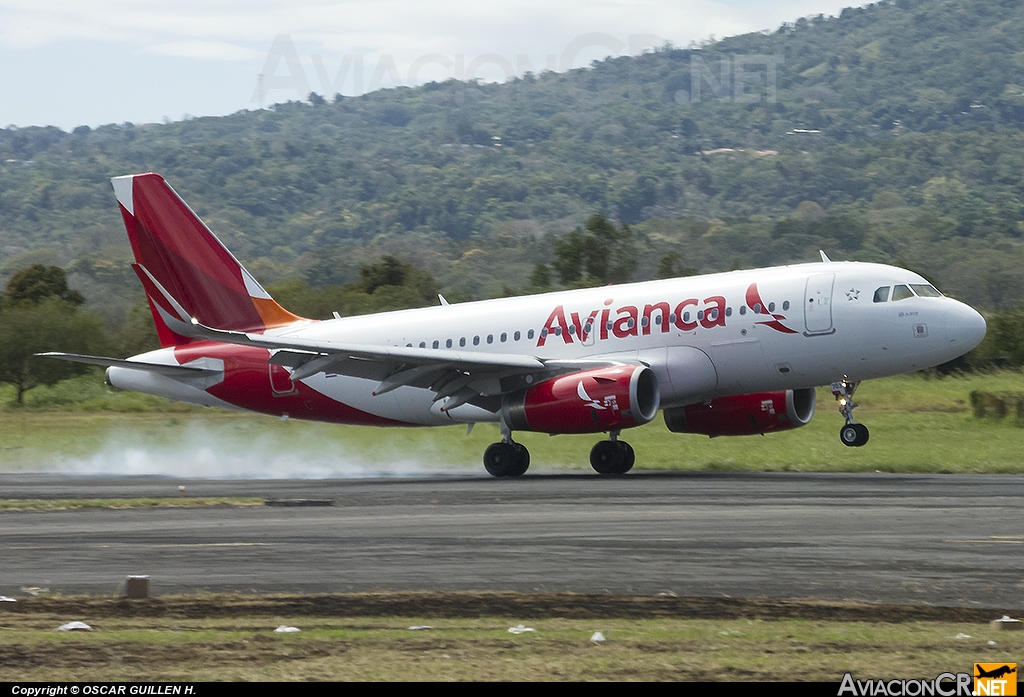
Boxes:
[804,273,835,335]
[269,363,299,396]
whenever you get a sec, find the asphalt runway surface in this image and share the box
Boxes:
[1,471,1022,609]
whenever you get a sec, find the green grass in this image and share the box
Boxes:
[0,612,1020,681]
[2,371,1023,475]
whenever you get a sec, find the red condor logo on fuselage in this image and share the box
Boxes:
[535,282,797,347]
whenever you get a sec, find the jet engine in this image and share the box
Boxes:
[502,365,660,434]
[663,388,816,437]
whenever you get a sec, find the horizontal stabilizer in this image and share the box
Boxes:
[35,353,222,378]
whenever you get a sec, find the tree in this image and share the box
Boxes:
[551,214,637,286]
[6,265,84,306]
[0,266,107,404]
[0,298,108,403]
[656,252,696,279]
[356,255,441,306]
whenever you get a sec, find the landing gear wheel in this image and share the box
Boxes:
[617,441,635,474]
[483,441,530,477]
[591,440,634,475]
[590,440,623,475]
[484,442,516,477]
[839,423,869,447]
[507,443,530,477]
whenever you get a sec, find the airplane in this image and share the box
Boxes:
[975,665,1016,680]
[40,173,988,476]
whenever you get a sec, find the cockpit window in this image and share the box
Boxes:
[873,286,890,303]
[891,284,914,301]
[910,284,942,298]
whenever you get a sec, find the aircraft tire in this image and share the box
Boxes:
[484,442,518,477]
[591,440,624,475]
[615,441,635,474]
[840,423,869,447]
[507,443,530,477]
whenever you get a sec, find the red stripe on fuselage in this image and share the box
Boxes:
[173,343,410,427]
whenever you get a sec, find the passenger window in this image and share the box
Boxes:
[419,342,426,348]
[783,301,790,311]
[500,332,507,342]
[446,339,452,348]
[873,286,890,303]
[526,330,533,340]
[473,336,480,345]
[739,306,746,316]
[432,340,439,349]
[459,337,466,347]
[892,284,913,301]
[487,334,493,344]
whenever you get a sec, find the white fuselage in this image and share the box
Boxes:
[114,260,986,427]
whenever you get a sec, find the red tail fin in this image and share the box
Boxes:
[112,173,303,347]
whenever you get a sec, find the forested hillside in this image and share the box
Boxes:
[2,0,1024,327]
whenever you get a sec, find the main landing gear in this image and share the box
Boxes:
[483,440,530,477]
[483,420,530,477]
[482,425,635,477]
[589,431,635,475]
[832,378,869,447]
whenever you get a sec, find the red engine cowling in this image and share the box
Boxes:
[663,388,816,437]
[503,365,660,434]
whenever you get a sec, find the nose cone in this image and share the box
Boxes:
[945,303,987,354]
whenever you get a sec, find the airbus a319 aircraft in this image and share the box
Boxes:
[42,173,987,476]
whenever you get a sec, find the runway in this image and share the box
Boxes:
[1,471,1022,608]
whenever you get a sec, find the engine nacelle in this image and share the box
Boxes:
[663,388,816,437]
[503,365,660,434]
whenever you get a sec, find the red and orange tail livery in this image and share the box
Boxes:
[112,173,303,347]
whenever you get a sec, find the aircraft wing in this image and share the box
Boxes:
[141,265,617,411]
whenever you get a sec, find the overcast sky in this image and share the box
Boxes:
[0,0,854,131]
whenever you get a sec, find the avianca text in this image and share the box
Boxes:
[537,295,728,347]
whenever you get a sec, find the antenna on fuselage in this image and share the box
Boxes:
[819,250,832,263]
[438,294,450,306]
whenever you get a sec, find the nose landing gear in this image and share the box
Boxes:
[833,379,869,447]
